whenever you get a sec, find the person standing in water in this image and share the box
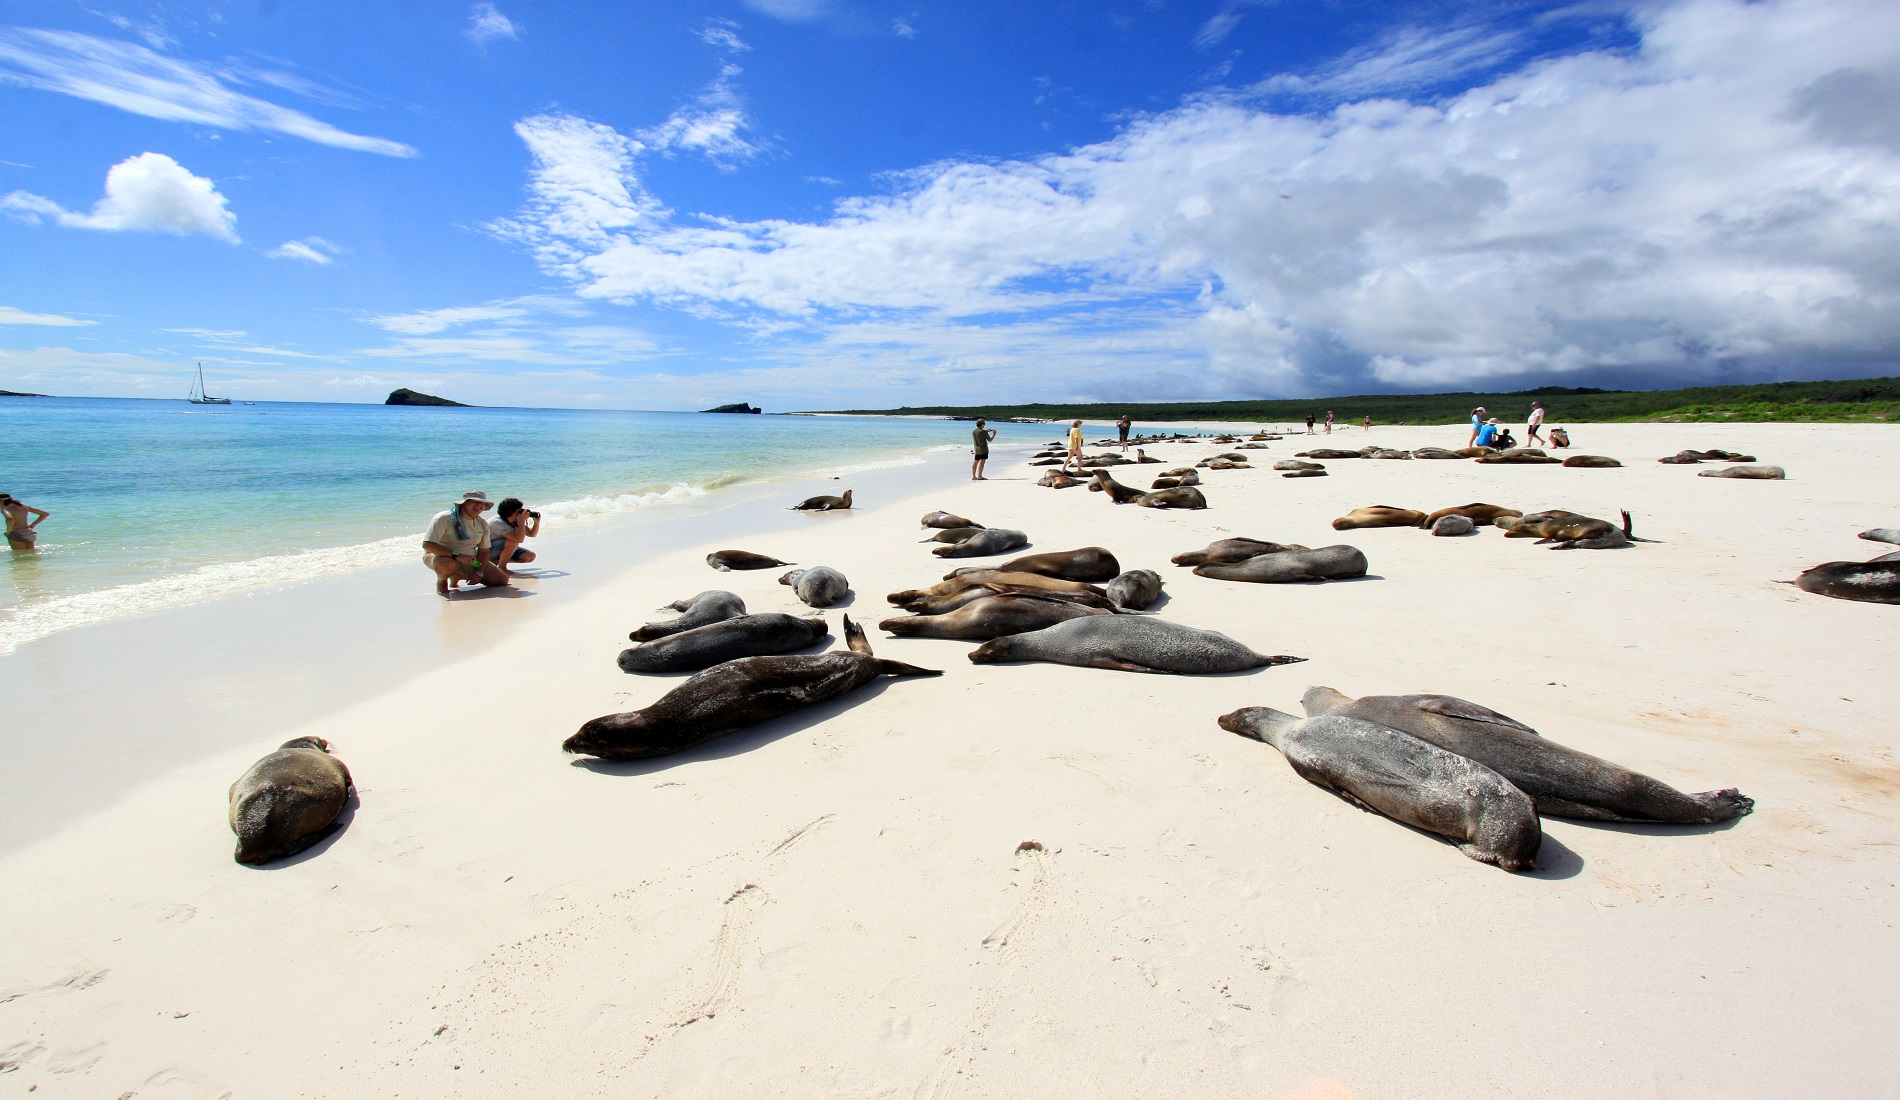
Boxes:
[1526,400,1547,447]
[1,493,48,550]
[971,418,997,480]
[1062,419,1085,475]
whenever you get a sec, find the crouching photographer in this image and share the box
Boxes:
[490,497,543,571]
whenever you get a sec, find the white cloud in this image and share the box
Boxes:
[358,296,656,366]
[367,295,584,335]
[3,152,238,241]
[893,17,918,39]
[164,327,246,340]
[0,28,416,157]
[492,0,1900,396]
[0,305,92,326]
[268,236,342,264]
[640,63,763,165]
[466,3,520,48]
[697,20,749,52]
[1259,23,1527,98]
[743,0,832,23]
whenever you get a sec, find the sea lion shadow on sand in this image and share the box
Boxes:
[445,585,536,601]
[1305,784,1586,879]
[1554,814,1748,838]
[243,789,360,870]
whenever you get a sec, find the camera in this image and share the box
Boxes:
[529,510,541,519]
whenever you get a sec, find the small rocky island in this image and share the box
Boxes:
[702,402,762,414]
[0,388,49,397]
[385,388,470,407]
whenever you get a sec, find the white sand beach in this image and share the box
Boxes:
[2,422,1896,1098]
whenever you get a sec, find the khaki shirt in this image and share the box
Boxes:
[425,508,489,557]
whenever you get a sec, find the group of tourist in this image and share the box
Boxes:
[422,491,543,596]
[1468,401,1568,449]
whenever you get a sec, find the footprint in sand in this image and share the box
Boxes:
[765,815,835,861]
[0,963,109,1004]
[0,1041,46,1073]
[121,1069,234,1099]
[673,883,768,1027]
[47,1041,108,1074]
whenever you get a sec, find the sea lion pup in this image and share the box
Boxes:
[880,593,1108,640]
[891,570,1106,605]
[1698,464,1787,480]
[1420,503,1522,529]
[1499,509,1583,538]
[1196,458,1251,470]
[1693,449,1755,461]
[229,737,353,866]
[1138,486,1208,509]
[934,528,1030,558]
[1476,448,1561,465]
[570,617,940,761]
[969,616,1303,674]
[707,549,793,571]
[1657,451,1704,464]
[1332,506,1427,530]
[1273,459,1324,472]
[1134,449,1162,463]
[1431,514,1475,536]
[792,489,853,510]
[1452,446,1496,458]
[1219,708,1540,873]
[1089,470,1149,504]
[1411,447,1464,459]
[1171,538,1307,567]
[1301,687,1756,824]
[1860,528,1900,545]
[1562,455,1622,468]
[1282,468,1328,478]
[1037,472,1082,489]
[1535,510,1657,550]
[1105,568,1164,610]
[618,613,830,674]
[922,526,987,543]
[1295,448,1362,459]
[1792,560,1900,604]
[779,566,850,608]
[921,511,982,530]
[956,547,1120,583]
[631,590,747,641]
[1193,544,1368,583]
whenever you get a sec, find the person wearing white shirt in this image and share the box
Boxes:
[1527,400,1547,447]
[489,497,542,570]
[421,490,508,596]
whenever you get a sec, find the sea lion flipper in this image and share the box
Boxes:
[1416,696,1541,736]
[843,615,872,655]
[876,660,943,678]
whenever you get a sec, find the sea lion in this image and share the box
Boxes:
[1273,459,1324,472]
[1420,503,1522,529]
[1193,544,1368,583]
[1171,538,1307,567]
[1657,451,1704,464]
[631,590,747,641]
[899,584,1121,616]
[1476,448,1561,464]
[1698,464,1786,480]
[229,737,353,866]
[1693,449,1755,461]
[1524,510,1655,549]
[707,550,792,571]
[1157,467,1201,483]
[1089,470,1148,504]
[1134,449,1162,463]
[569,617,940,760]
[1138,486,1208,509]
[890,570,1106,606]
[1860,528,1900,545]
[922,511,982,530]
[1282,469,1328,478]
[1562,455,1622,468]
[1105,569,1164,610]
[1431,514,1475,536]
[1332,506,1427,530]
[934,528,1030,558]
[1030,458,1063,466]
[969,616,1303,674]
[1792,561,1900,604]
[1220,708,1540,873]
[1197,458,1251,470]
[880,593,1108,639]
[1872,550,1900,564]
[1363,448,1412,460]
[1149,476,1187,490]
[780,566,850,608]
[1411,447,1464,459]
[1295,448,1362,459]
[922,526,986,543]
[1236,442,1269,450]
[792,490,854,510]
[1037,472,1082,489]
[1500,510,1583,538]
[955,547,1120,583]
[618,612,830,674]
[1452,446,1496,458]
[1301,687,1755,824]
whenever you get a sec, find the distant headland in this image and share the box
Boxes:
[0,389,49,398]
[702,402,762,414]
[385,388,470,407]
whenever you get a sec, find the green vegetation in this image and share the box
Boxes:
[814,377,1900,425]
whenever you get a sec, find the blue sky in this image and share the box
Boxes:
[1,0,1896,409]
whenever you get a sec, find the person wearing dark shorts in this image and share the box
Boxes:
[1305,413,1315,435]
[971,418,996,480]
[1116,414,1131,450]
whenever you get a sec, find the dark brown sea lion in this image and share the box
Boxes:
[898,584,1121,616]
[1452,446,1496,458]
[1792,561,1900,604]
[951,547,1120,583]
[1692,449,1755,461]
[890,570,1105,607]
[1134,449,1162,463]
[1090,470,1148,504]
[1698,464,1786,480]
[1419,503,1522,528]
[1030,458,1064,466]
[1193,545,1368,583]
[1332,505,1427,530]
[1282,468,1329,478]
[1138,486,1208,509]
[970,616,1303,674]
[1499,510,1582,538]
[1301,687,1754,824]
[1562,455,1622,468]
[1220,708,1540,873]
[1104,569,1164,610]
[1511,510,1655,549]
[933,528,1030,557]
[229,737,352,866]
[921,511,982,529]
[879,594,1107,639]
[1295,448,1362,459]
[569,618,940,760]
[1273,459,1324,471]
[1171,538,1307,567]
[1411,447,1464,459]
[1037,472,1082,488]
[632,590,747,641]
[619,613,829,674]
[1197,458,1251,470]
[1476,448,1561,464]
[792,490,853,510]
[1657,451,1704,464]
[922,526,986,543]
[708,550,792,571]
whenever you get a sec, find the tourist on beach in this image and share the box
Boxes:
[489,498,542,570]
[422,490,508,596]
[1363,415,1372,432]
[1,493,48,550]
[1475,418,1506,448]
[1549,426,1571,448]
[1117,414,1131,450]
[1304,413,1315,435]
[971,419,997,480]
[1324,410,1335,434]
[1467,406,1488,447]
[1526,400,1546,447]
[1062,419,1085,474]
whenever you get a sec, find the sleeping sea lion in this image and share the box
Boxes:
[1171,538,1307,567]
[1698,464,1786,480]
[1038,472,1082,488]
[1476,448,1561,464]
[1693,449,1755,461]
[922,511,982,530]
[1499,510,1582,537]
[1431,514,1475,536]
[1105,569,1164,610]
[1157,467,1200,481]
[1562,455,1622,468]
[890,570,1105,606]
[899,585,1121,616]
[1363,448,1412,460]
[1658,451,1704,464]
[880,593,1108,640]
[1149,477,1187,490]
[780,566,850,608]
[1452,446,1496,458]
[793,489,854,510]
[952,547,1120,583]
[1518,510,1654,549]
[1301,687,1755,824]
[1138,486,1208,509]
[1411,447,1464,459]
[1792,561,1900,604]
[618,613,830,674]
[1419,503,1521,528]
[1220,708,1540,873]
[1273,459,1323,472]
[1090,470,1148,504]
[934,528,1030,558]
[922,526,986,543]
[708,550,792,571]
[631,590,747,641]
[1030,458,1064,466]
[1197,458,1251,470]
[1193,545,1368,583]
[1860,528,1900,545]
[969,616,1303,674]
[1295,448,1362,459]
[1332,506,1427,530]
[570,617,940,760]
[229,737,352,865]
[1282,468,1328,478]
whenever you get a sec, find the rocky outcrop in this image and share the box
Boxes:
[385,388,470,407]
[702,402,763,414]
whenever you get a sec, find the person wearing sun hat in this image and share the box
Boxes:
[421,490,509,596]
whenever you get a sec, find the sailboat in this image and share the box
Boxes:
[187,363,232,405]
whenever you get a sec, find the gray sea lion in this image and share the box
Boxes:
[1301,687,1755,824]
[1295,448,1362,459]
[969,616,1303,674]
[792,489,854,510]
[1138,486,1208,509]
[1792,561,1900,604]
[1197,458,1251,470]
[1282,468,1329,478]
[1562,455,1622,468]
[1333,506,1427,530]
[632,590,747,641]
[1193,544,1368,582]
[1420,503,1522,528]
[880,593,1107,639]
[780,566,850,608]
[1105,568,1164,610]
[1693,449,1755,461]
[1220,708,1540,872]
[1273,459,1324,472]
[1363,448,1412,460]
[1431,514,1475,536]
[955,547,1120,583]
[922,511,982,530]
[570,617,940,760]
[229,737,352,866]
[1412,447,1464,459]
[707,550,792,571]
[1860,528,1900,545]
[1698,464,1786,480]
[891,570,1105,606]
[1171,538,1308,567]
[1090,470,1148,504]
[1872,550,1900,564]
[618,613,829,674]
[899,584,1121,616]
[1038,472,1082,488]
[1236,442,1269,450]
[1477,448,1561,465]
[922,526,987,543]
[934,528,1030,558]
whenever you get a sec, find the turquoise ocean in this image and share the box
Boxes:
[1,398,1048,654]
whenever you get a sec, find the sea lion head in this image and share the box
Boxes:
[278,736,331,752]
[564,712,647,758]
[966,636,1017,664]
